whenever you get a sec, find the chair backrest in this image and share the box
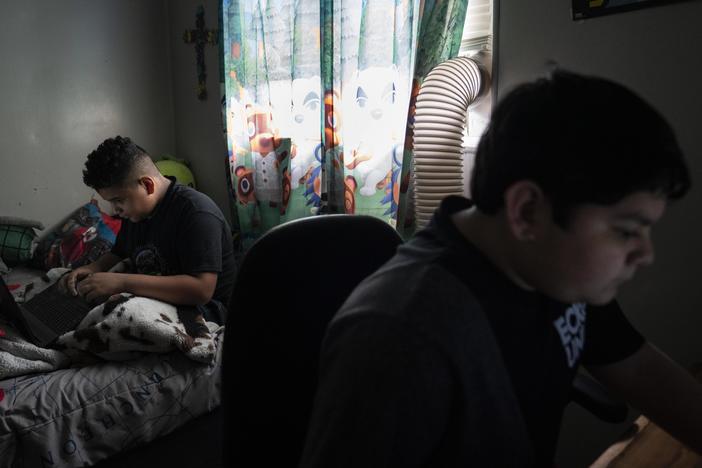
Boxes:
[222,214,403,467]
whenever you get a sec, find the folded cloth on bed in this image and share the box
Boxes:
[55,293,218,364]
[0,322,70,379]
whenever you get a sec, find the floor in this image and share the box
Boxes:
[93,407,223,468]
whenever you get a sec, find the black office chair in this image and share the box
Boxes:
[222,214,404,467]
[222,214,627,467]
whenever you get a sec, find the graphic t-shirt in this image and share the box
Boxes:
[426,196,644,464]
[111,178,236,321]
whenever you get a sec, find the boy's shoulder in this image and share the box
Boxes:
[337,256,484,331]
[169,183,223,216]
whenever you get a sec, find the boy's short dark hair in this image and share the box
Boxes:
[470,69,691,226]
[83,136,150,190]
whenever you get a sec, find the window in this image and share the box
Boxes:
[459,0,493,151]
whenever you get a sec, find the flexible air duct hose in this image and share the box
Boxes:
[413,57,486,228]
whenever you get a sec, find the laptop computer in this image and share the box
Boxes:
[0,276,93,347]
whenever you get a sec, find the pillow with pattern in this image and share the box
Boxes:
[0,217,43,267]
[32,200,121,271]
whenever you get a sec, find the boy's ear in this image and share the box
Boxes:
[138,176,156,195]
[503,180,548,241]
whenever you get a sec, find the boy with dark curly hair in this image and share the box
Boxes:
[59,136,236,324]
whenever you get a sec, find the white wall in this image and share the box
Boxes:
[497,1,702,465]
[0,0,175,230]
[167,0,232,223]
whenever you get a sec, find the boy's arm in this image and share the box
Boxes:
[120,271,217,305]
[87,252,123,273]
[587,342,702,454]
[78,271,217,306]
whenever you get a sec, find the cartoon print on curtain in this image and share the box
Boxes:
[221,0,467,248]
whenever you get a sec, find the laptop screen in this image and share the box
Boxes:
[0,276,30,333]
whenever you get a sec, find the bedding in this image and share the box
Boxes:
[55,293,217,364]
[31,200,121,271]
[1,268,218,374]
[0,325,223,468]
[0,323,71,379]
[0,217,43,267]
[0,267,224,467]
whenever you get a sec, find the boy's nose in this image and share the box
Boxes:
[629,236,655,267]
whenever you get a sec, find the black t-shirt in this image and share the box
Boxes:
[421,196,645,464]
[301,196,644,467]
[111,178,236,322]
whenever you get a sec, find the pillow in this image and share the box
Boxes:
[32,200,122,270]
[0,217,44,267]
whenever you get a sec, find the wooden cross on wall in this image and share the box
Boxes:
[183,5,219,100]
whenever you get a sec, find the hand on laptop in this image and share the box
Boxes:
[58,267,94,297]
[75,272,126,305]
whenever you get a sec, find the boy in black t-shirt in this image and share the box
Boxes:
[300,70,702,466]
[58,136,236,324]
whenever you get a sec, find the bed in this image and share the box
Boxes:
[0,335,223,467]
[0,205,225,467]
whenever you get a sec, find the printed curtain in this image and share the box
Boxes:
[221,0,467,247]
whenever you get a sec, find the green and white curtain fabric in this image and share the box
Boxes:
[221,0,467,247]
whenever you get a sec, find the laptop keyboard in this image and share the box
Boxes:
[23,288,92,333]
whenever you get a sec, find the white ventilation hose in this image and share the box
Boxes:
[412,57,485,228]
